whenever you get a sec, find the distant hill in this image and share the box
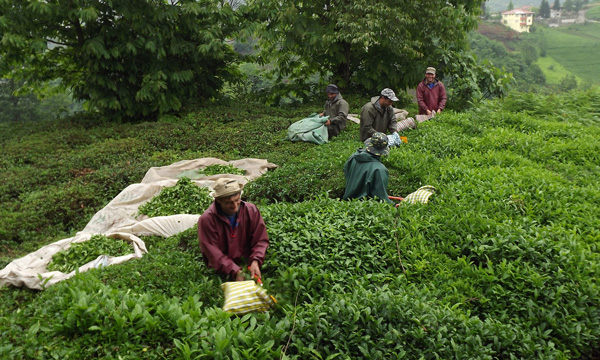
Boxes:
[486,0,535,13]
[475,17,600,86]
[476,21,521,50]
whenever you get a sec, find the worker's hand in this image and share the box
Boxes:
[437,109,442,113]
[249,260,261,281]
[325,119,331,126]
[426,109,432,115]
[235,269,245,281]
[319,112,324,116]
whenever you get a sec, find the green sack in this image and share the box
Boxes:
[287,114,329,145]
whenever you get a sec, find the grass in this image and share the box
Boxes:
[586,4,600,22]
[544,22,600,82]
[535,56,583,84]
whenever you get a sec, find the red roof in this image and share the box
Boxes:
[502,7,534,15]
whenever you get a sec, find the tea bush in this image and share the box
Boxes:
[1,88,600,358]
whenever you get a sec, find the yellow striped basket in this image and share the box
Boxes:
[403,185,436,204]
[221,280,276,314]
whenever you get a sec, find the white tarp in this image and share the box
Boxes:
[0,158,277,290]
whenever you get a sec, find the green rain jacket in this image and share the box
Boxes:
[323,94,349,138]
[359,96,398,142]
[342,148,393,204]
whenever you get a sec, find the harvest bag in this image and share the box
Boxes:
[287,114,329,145]
[403,185,436,204]
[396,117,417,132]
[415,113,435,123]
[221,280,276,314]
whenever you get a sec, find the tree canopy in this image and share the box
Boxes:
[0,0,241,119]
[246,0,485,98]
[553,0,561,10]
[539,0,551,18]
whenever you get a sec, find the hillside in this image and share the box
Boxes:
[475,17,600,86]
[1,88,600,359]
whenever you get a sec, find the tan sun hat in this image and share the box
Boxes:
[426,67,436,75]
[212,178,244,198]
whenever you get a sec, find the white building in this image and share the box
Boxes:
[501,8,534,33]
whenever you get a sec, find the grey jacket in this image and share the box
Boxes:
[359,96,397,142]
[323,94,349,138]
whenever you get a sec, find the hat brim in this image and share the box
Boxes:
[364,139,390,156]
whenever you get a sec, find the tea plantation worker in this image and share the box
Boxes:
[319,84,349,139]
[198,178,269,282]
[359,88,399,142]
[416,66,447,115]
[343,132,394,204]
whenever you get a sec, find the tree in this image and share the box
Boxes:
[246,0,486,101]
[520,42,538,65]
[553,0,561,10]
[538,30,548,57]
[539,0,551,18]
[559,74,578,91]
[0,77,77,122]
[508,0,515,11]
[0,0,241,119]
[563,0,574,11]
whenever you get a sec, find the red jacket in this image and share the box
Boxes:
[416,78,447,115]
[198,201,269,276]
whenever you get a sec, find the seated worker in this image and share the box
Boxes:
[343,132,394,204]
[198,178,269,281]
[359,88,399,142]
[320,84,349,139]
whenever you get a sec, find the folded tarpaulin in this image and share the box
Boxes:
[287,114,329,145]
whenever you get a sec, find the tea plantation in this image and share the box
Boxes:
[1,88,599,359]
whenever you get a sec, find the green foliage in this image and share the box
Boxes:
[1,88,600,358]
[468,32,546,92]
[559,73,578,91]
[553,0,561,10]
[543,22,600,84]
[539,0,551,18]
[441,51,515,111]
[0,78,79,122]
[0,0,241,119]
[47,234,133,273]
[537,29,548,57]
[247,0,484,96]
[244,127,358,203]
[520,41,539,65]
[138,177,213,217]
[197,164,247,176]
[587,4,600,21]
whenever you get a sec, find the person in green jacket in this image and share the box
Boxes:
[359,88,399,142]
[320,84,349,139]
[343,132,393,204]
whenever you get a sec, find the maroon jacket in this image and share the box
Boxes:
[416,78,447,115]
[198,201,269,277]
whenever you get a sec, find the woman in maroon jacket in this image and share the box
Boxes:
[416,66,447,115]
[198,178,269,281]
